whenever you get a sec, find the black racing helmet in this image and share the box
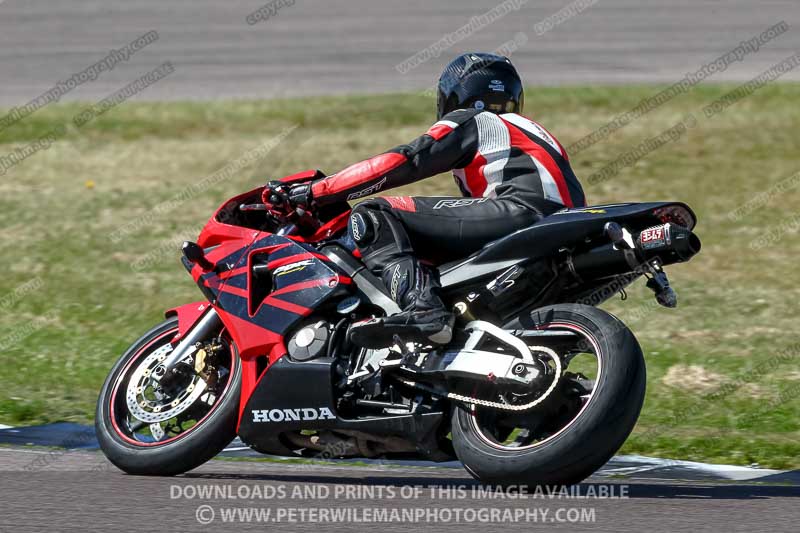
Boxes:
[436,52,524,119]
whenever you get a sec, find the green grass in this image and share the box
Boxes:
[1,84,799,468]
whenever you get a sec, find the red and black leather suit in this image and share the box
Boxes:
[306,108,586,313]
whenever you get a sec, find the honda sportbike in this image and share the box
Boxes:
[97,169,701,485]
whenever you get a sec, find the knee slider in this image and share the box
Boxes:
[349,207,380,245]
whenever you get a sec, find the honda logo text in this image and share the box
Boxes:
[252,407,336,423]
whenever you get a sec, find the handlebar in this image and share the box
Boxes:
[239,203,268,211]
[238,202,320,235]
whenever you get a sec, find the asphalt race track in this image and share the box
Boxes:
[2,1,800,530]
[1,0,800,105]
[0,448,797,532]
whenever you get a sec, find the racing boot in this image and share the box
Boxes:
[349,257,454,349]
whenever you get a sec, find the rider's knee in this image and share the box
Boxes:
[349,199,402,244]
[350,199,413,271]
[349,202,382,247]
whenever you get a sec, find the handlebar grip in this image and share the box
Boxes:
[239,203,267,212]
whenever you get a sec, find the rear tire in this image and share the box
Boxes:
[96,317,241,476]
[451,304,645,486]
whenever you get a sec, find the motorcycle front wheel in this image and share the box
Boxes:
[96,316,241,475]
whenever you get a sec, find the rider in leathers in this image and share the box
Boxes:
[266,53,586,348]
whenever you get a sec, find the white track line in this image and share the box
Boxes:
[0,448,53,454]
[604,455,785,481]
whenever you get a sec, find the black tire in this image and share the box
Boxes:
[451,303,646,486]
[95,317,241,476]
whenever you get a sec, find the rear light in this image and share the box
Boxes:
[652,205,696,230]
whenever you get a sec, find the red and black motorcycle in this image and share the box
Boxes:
[96,169,701,485]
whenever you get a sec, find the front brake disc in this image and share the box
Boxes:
[125,344,208,424]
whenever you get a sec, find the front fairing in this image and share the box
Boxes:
[182,231,350,362]
[181,181,354,360]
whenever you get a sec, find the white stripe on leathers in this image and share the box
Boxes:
[501,113,566,205]
[432,119,459,130]
[473,111,511,198]
[501,113,563,156]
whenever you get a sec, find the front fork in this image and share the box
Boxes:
[158,308,222,384]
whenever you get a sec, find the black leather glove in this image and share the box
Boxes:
[285,183,313,209]
[262,181,314,217]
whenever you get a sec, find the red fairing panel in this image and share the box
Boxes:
[213,307,286,426]
[289,210,352,243]
[198,221,255,249]
[165,301,212,343]
[198,186,264,248]
[178,182,357,429]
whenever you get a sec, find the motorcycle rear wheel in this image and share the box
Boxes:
[451,304,646,486]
